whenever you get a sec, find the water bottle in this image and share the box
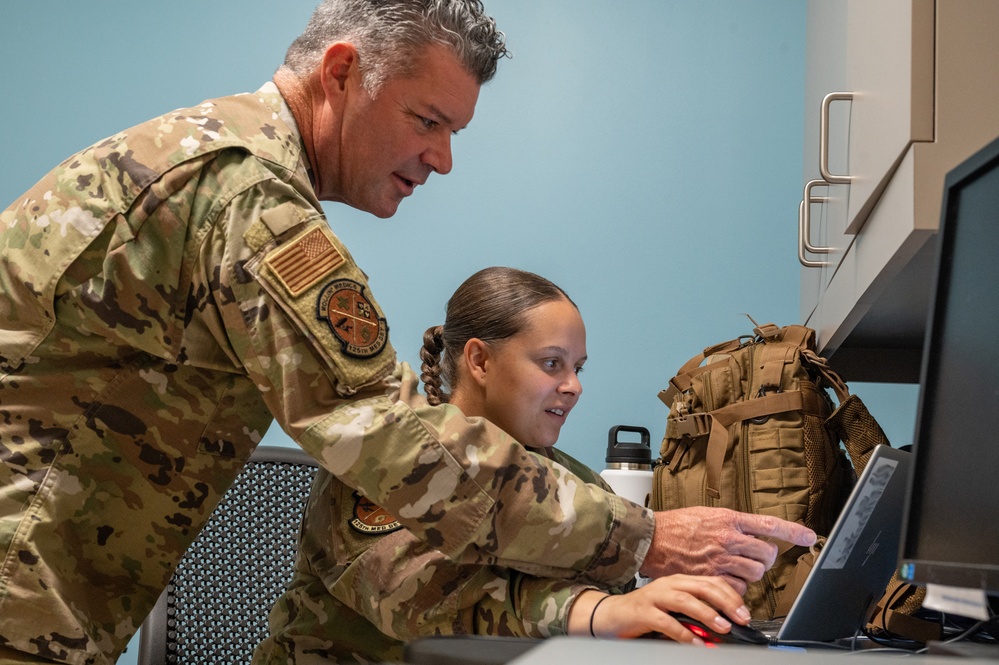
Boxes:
[600,425,654,588]
[600,425,654,509]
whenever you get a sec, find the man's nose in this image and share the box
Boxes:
[423,134,453,175]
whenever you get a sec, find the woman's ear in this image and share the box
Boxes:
[463,338,491,388]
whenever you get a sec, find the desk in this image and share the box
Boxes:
[506,637,996,665]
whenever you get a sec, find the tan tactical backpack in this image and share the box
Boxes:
[650,322,887,619]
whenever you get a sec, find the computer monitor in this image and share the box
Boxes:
[897,135,999,598]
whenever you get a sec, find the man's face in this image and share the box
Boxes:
[319,44,481,218]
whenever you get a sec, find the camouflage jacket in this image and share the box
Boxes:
[253,445,616,664]
[0,83,653,664]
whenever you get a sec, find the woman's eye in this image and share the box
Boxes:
[574,366,584,375]
[543,359,558,370]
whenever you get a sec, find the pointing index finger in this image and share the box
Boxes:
[740,514,817,547]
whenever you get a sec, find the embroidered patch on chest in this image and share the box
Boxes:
[265,226,345,297]
[317,278,388,358]
[349,492,402,535]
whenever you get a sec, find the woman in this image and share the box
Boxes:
[253,267,751,664]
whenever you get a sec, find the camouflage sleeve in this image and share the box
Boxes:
[215,176,653,587]
[332,519,592,640]
[327,452,614,641]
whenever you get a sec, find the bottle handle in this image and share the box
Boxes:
[608,425,650,449]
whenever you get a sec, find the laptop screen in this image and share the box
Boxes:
[777,445,911,642]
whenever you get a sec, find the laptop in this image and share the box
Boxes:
[757,444,912,644]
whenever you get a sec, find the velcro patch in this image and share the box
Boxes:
[349,491,402,535]
[253,221,396,392]
[317,278,388,358]
[264,225,344,297]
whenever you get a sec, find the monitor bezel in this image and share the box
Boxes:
[897,134,999,594]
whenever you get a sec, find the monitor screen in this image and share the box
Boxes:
[898,135,999,596]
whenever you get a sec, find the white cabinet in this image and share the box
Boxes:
[799,0,999,382]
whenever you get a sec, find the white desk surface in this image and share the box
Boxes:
[508,637,993,665]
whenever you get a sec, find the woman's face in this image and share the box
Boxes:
[477,298,587,449]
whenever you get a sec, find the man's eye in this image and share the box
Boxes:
[574,366,584,376]
[420,116,438,129]
[543,359,558,370]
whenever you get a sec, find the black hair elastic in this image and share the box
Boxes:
[589,595,612,638]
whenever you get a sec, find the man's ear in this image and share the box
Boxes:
[319,41,359,100]
[463,338,491,388]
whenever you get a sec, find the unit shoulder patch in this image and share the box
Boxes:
[349,492,402,535]
[317,278,388,359]
[253,220,396,391]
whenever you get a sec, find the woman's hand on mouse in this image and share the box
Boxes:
[567,574,752,643]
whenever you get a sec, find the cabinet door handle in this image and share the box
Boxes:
[819,92,854,184]
[799,179,831,268]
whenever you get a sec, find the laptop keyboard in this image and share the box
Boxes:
[749,618,785,637]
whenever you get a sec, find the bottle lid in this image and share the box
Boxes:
[606,425,652,466]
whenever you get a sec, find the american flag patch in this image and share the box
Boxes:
[265,226,344,297]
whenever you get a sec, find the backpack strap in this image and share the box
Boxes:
[869,577,942,643]
[703,391,805,498]
[756,325,813,392]
[659,337,747,407]
[801,347,850,404]
[825,395,890,474]
[774,538,824,617]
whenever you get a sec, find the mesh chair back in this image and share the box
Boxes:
[138,446,318,665]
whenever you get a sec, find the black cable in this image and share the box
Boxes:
[770,639,852,651]
[861,580,915,646]
[913,609,998,654]
[842,647,920,656]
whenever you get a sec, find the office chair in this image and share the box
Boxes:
[137,445,319,665]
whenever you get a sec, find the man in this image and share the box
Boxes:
[0,1,814,663]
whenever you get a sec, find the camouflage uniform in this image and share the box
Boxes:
[0,83,653,664]
[253,447,617,664]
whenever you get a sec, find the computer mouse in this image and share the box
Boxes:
[670,612,771,646]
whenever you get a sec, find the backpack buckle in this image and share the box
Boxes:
[671,410,711,439]
[753,322,781,340]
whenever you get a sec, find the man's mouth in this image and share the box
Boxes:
[393,173,417,196]
[546,408,565,417]
[396,173,424,190]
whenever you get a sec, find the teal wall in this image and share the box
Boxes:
[0,2,919,662]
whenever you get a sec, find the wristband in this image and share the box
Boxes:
[589,595,612,638]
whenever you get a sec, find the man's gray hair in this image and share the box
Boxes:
[282,0,509,93]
